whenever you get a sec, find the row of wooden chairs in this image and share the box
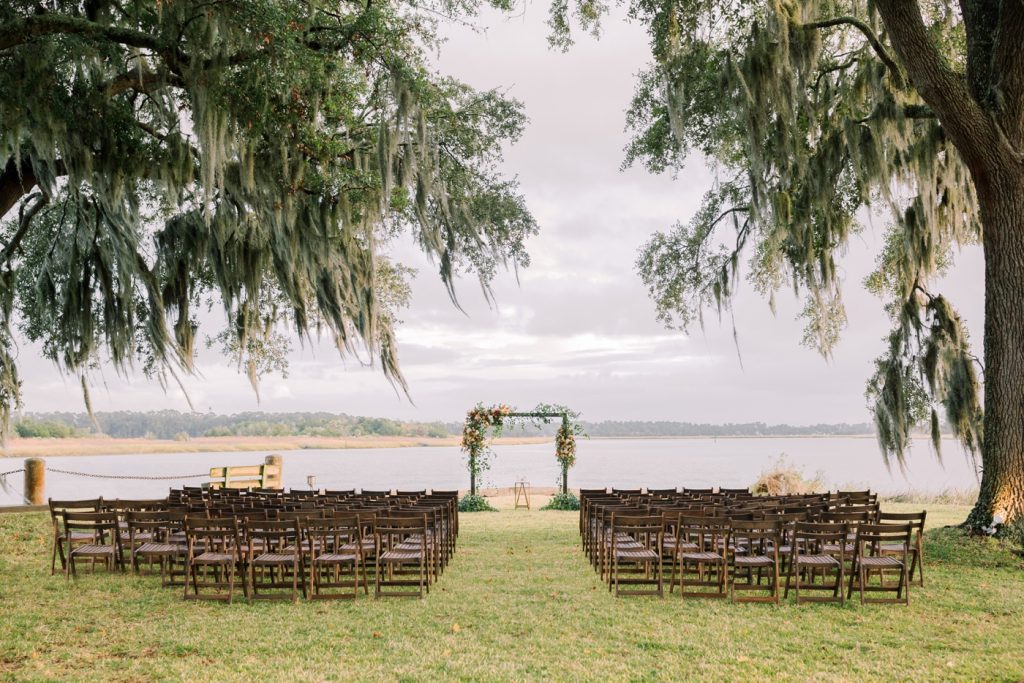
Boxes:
[580,488,923,605]
[47,488,459,601]
[580,489,882,566]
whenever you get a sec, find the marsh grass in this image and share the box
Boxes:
[881,489,980,506]
[1,503,1022,682]
[751,455,826,496]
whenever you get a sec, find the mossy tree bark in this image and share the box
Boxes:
[969,167,1024,526]
[875,0,1024,527]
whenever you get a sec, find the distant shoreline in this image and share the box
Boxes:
[0,432,956,458]
[0,435,550,458]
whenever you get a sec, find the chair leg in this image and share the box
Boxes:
[51,531,61,575]
[66,541,76,580]
[914,541,924,586]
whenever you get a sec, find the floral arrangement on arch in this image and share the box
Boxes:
[461,403,513,496]
[554,419,578,470]
[461,403,513,455]
[461,402,583,497]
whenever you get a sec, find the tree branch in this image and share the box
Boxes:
[801,16,903,86]
[2,192,48,263]
[0,14,169,53]
[813,56,859,92]
[854,103,937,125]
[708,206,751,233]
[874,0,999,171]
[104,69,184,97]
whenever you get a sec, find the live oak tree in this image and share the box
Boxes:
[550,0,1024,529]
[0,1,537,429]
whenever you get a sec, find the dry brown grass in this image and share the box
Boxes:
[751,455,826,496]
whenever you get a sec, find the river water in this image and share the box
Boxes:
[0,435,979,504]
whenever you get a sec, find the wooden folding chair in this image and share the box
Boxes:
[126,510,188,586]
[878,510,926,585]
[730,520,782,603]
[676,516,730,599]
[184,517,246,602]
[48,498,102,574]
[246,518,303,602]
[607,514,663,597]
[848,523,913,605]
[305,515,363,599]
[62,511,123,579]
[785,522,848,605]
[375,515,429,598]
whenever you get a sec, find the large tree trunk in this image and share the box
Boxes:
[873,0,1024,531]
[968,165,1024,529]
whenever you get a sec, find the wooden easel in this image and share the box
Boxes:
[513,481,530,510]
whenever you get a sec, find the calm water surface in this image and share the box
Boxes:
[0,436,979,504]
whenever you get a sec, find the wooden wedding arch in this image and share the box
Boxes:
[461,403,583,496]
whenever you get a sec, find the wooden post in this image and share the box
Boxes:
[264,454,283,489]
[24,458,45,505]
[560,414,570,495]
[469,451,476,497]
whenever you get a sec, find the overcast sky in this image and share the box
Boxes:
[18,7,986,424]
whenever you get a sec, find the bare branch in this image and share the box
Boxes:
[801,16,904,86]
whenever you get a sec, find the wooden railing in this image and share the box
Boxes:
[207,458,282,490]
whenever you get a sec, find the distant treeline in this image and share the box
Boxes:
[14,411,451,440]
[582,420,874,437]
[12,411,877,440]
[503,420,875,438]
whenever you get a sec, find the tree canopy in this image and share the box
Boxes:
[0,0,537,435]
[549,0,1024,526]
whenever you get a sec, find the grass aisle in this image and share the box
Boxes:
[1,506,1022,681]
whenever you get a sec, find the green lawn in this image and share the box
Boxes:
[1,505,1022,682]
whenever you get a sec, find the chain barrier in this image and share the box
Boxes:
[0,468,25,497]
[46,467,208,481]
